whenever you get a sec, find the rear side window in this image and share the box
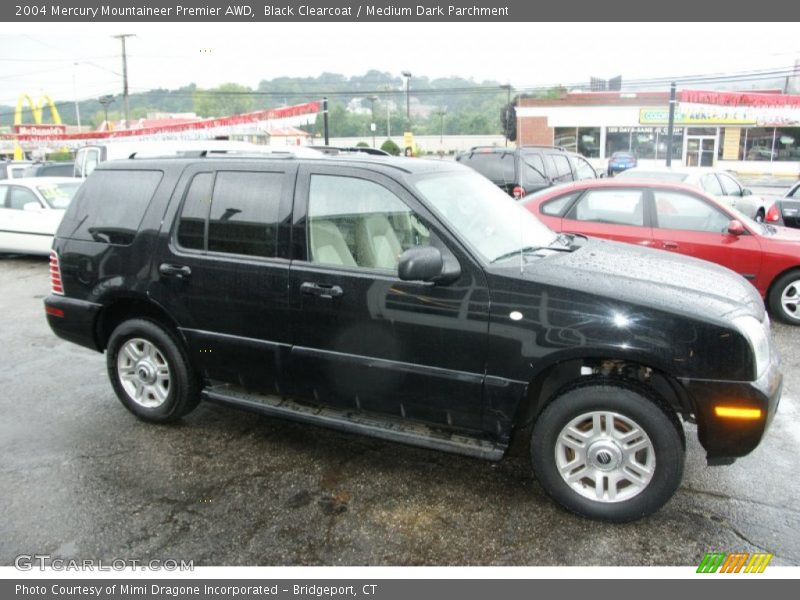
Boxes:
[60,170,163,244]
[568,189,645,226]
[176,170,285,258]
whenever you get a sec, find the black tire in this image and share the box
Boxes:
[106,319,200,422]
[755,209,765,223]
[768,270,800,325]
[531,382,684,522]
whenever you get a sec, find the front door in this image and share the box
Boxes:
[685,136,717,167]
[286,165,490,434]
[649,188,762,282]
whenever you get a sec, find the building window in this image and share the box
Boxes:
[606,127,683,161]
[554,127,600,158]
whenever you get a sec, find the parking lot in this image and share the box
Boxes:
[1,253,799,567]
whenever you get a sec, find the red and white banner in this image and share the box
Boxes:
[680,90,800,108]
[3,101,320,144]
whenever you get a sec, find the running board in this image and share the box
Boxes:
[202,385,505,461]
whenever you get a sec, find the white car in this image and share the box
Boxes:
[617,166,767,221]
[0,177,82,255]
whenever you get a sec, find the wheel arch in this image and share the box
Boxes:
[515,353,694,432]
[95,296,183,352]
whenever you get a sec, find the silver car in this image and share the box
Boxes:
[617,166,767,221]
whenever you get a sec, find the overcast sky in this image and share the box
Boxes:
[1,22,799,107]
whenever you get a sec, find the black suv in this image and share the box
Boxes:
[45,154,781,521]
[455,145,598,198]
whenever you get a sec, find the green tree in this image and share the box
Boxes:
[381,139,401,156]
[193,83,254,118]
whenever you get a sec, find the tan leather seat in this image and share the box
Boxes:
[356,215,403,269]
[309,220,356,267]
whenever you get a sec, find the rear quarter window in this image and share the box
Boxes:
[458,152,516,185]
[58,169,163,245]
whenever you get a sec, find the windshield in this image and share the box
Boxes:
[36,182,82,209]
[413,170,558,263]
[616,170,689,183]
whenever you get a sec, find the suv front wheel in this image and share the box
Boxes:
[107,319,200,422]
[531,382,685,522]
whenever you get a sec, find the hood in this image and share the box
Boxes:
[490,238,764,322]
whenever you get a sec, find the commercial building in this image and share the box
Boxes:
[516,89,800,175]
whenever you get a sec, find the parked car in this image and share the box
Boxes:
[455,145,597,199]
[524,178,800,324]
[764,180,800,229]
[1,160,33,180]
[45,156,780,522]
[607,151,637,176]
[616,166,767,221]
[0,177,82,255]
[23,161,76,178]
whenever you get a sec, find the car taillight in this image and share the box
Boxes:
[50,251,64,295]
[512,186,526,199]
[766,204,781,223]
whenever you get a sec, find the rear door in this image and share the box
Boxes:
[560,187,655,247]
[149,163,296,393]
[285,164,490,434]
[649,188,762,282]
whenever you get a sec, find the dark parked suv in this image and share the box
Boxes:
[45,154,781,521]
[455,145,598,198]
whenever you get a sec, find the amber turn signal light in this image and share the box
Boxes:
[714,406,762,420]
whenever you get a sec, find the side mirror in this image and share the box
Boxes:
[727,220,745,236]
[23,202,43,212]
[398,246,443,282]
[742,188,753,196]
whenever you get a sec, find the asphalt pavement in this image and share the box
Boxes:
[1,255,798,566]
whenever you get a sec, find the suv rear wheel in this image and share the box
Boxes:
[107,319,200,422]
[531,382,684,522]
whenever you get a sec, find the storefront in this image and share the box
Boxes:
[516,90,800,175]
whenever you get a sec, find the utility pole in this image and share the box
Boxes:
[72,63,81,131]
[113,34,135,129]
[323,97,329,145]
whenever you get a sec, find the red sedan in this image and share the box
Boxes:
[523,178,800,325]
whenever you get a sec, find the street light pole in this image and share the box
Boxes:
[401,71,412,131]
[368,95,378,148]
[98,95,115,130]
[500,84,512,147]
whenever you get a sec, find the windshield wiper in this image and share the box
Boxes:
[491,246,545,264]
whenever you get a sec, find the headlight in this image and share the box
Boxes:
[733,316,771,379]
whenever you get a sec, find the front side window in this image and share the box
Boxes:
[307,175,432,271]
[653,191,731,233]
[571,155,597,180]
[7,186,40,210]
[717,173,742,196]
[548,154,574,182]
[568,189,645,227]
[699,174,723,196]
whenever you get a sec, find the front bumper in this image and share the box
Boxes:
[681,350,782,463]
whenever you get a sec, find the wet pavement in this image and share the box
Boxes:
[1,255,799,566]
